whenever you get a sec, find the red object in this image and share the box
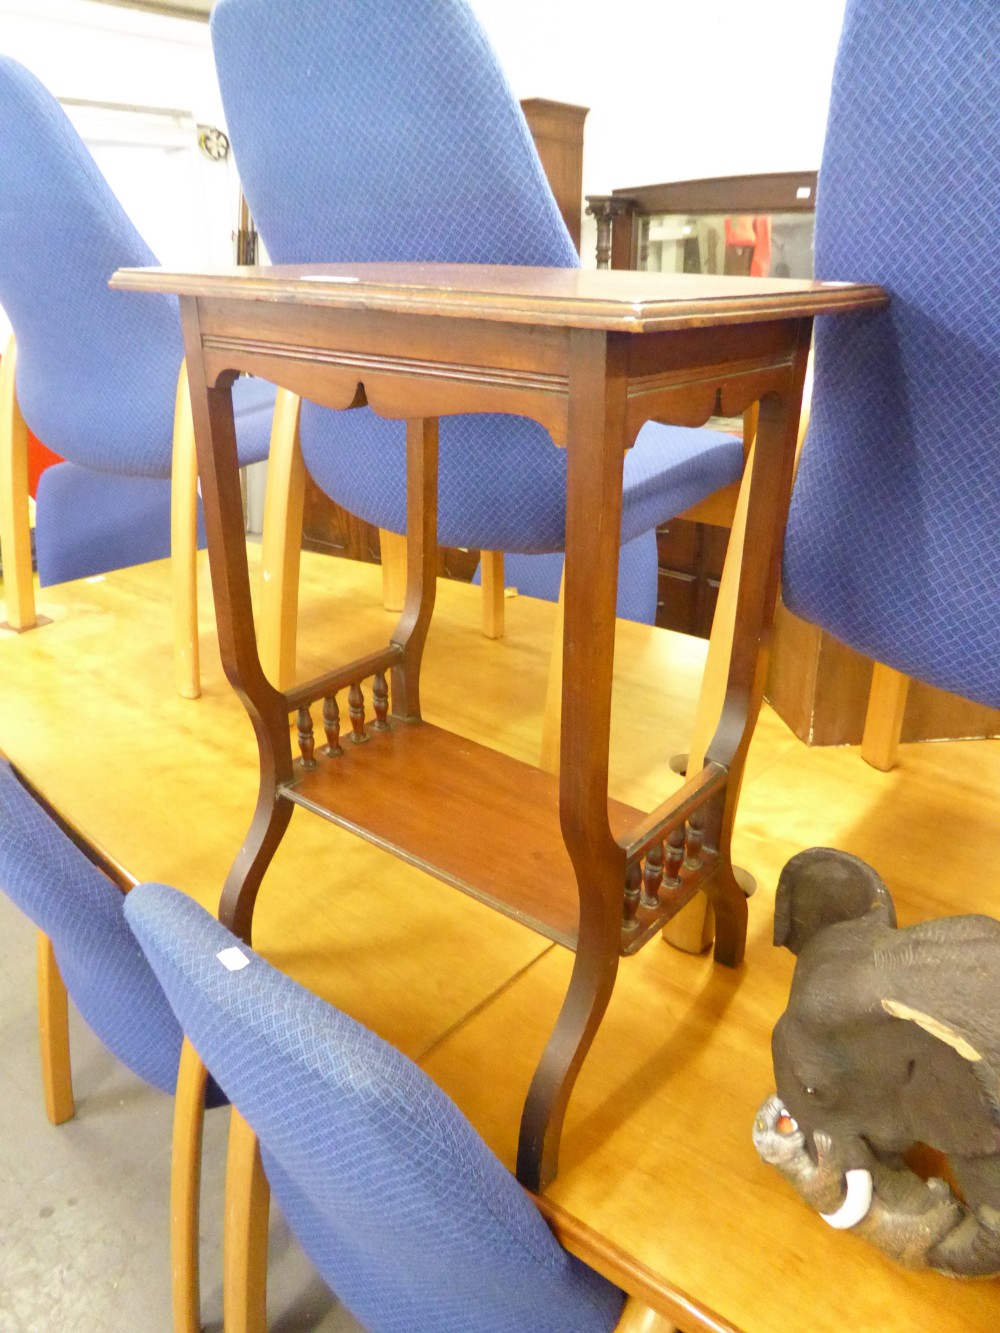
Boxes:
[724,215,772,278]
[0,349,62,496]
[26,428,61,498]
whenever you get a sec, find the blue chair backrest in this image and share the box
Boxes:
[210,0,576,271]
[124,882,625,1333]
[781,0,1000,706]
[0,57,181,477]
[210,0,580,549]
[0,761,187,1094]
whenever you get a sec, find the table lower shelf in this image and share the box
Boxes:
[283,718,644,949]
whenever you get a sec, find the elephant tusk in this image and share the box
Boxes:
[821,1169,873,1230]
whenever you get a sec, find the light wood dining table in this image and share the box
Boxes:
[1,553,997,1331]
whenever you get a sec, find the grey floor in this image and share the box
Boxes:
[0,891,364,1332]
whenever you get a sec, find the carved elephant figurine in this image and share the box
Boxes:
[755,846,1000,1276]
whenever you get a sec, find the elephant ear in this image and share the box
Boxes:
[774,847,897,955]
[878,914,1000,1118]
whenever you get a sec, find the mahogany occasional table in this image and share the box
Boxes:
[111,262,885,1190]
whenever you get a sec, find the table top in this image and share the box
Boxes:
[2,553,996,1332]
[111,262,887,332]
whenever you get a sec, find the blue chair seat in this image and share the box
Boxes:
[34,374,275,587]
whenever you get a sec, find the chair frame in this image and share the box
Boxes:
[35,929,74,1124]
[0,334,206,698]
[0,336,40,633]
[1,756,209,1329]
[379,523,506,639]
[33,934,208,1333]
[860,664,910,771]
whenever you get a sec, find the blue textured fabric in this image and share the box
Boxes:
[34,364,275,586]
[124,883,626,1333]
[782,1,1000,706]
[211,0,742,565]
[0,57,273,579]
[486,531,659,625]
[30,367,273,586]
[0,761,210,1099]
[34,464,200,586]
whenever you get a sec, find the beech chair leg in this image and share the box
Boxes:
[612,1296,678,1332]
[480,550,505,639]
[379,528,408,613]
[171,361,201,701]
[224,1107,270,1333]
[664,443,756,955]
[0,335,38,632]
[861,662,910,772]
[172,1037,209,1333]
[258,389,305,691]
[36,930,74,1125]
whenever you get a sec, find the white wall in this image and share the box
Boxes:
[0,0,236,269]
[470,0,847,260]
[471,0,847,189]
[0,0,218,124]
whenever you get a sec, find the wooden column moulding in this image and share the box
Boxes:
[584,195,635,270]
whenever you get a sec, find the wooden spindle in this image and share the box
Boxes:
[641,842,664,908]
[296,706,316,768]
[684,820,704,871]
[623,861,642,931]
[664,827,685,887]
[371,670,390,731]
[348,682,368,744]
[322,695,343,757]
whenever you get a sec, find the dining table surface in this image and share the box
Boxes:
[1,550,997,1332]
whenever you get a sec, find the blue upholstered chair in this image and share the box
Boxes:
[209,0,745,691]
[0,756,226,1330]
[781,0,1000,770]
[124,881,676,1333]
[0,55,275,698]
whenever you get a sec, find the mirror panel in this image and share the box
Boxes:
[639,210,814,279]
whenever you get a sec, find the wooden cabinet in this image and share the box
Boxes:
[300,479,478,582]
[655,516,729,639]
[518,98,588,252]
